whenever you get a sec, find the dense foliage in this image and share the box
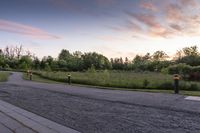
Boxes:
[1,45,200,81]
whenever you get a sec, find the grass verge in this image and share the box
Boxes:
[22,72,200,96]
[23,73,62,84]
[0,71,10,82]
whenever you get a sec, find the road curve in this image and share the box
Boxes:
[0,72,199,133]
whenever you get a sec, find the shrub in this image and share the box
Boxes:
[158,82,173,90]
[188,72,200,81]
[167,63,192,75]
[192,66,200,73]
[189,83,199,91]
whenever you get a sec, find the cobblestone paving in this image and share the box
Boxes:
[0,84,200,133]
[0,110,36,133]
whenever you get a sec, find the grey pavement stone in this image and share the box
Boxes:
[15,127,36,133]
[0,99,80,133]
[0,112,23,130]
[0,123,13,133]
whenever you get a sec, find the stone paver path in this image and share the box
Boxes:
[0,99,80,133]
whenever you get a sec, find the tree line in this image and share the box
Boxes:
[0,45,200,75]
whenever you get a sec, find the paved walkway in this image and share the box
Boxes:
[0,98,80,133]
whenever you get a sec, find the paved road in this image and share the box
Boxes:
[0,72,200,133]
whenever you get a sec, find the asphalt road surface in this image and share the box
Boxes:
[0,72,200,133]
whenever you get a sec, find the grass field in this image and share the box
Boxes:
[0,71,10,82]
[22,71,200,96]
[23,70,200,91]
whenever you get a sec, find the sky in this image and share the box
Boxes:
[1,0,200,59]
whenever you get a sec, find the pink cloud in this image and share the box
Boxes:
[107,0,200,38]
[140,1,157,11]
[126,12,161,28]
[0,19,60,39]
[180,0,198,7]
[149,26,173,38]
[165,4,183,22]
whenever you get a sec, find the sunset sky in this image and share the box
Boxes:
[1,0,200,59]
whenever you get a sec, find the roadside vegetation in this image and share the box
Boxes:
[23,71,200,96]
[23,70,200,91]
[1,45,200,93]
[0,71,10,82]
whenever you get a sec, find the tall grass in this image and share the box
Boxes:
[0,71,10,82]
[32,70,200,91]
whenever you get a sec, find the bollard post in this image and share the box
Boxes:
[30,72,32,80]
[173,74,180,94]
[67,73,71,85]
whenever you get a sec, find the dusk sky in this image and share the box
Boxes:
[1,0,200,59]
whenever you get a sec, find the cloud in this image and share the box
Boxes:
[170,24,183,31]
[165,3,183,22]
[140,1,157,11]
[0,19,60,39]
[111,0,200,38]
[125,20,142,32]
[125,11,172,38]
[149,26,172,38]
[126,12,161,28]
[180,0,198,7]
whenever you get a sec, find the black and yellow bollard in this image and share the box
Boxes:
[30,72,33,80]
[67,73,71,85]
[173,74,180,94]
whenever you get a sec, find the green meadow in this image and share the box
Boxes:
[0,71,10,82]
[24,70,200,91]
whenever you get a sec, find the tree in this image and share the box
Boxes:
[173,50,184,60]
[32,57,40,70]
[73,51,82,58]
[82,52,111,70]
[183,46,199,56]
[46,56,54,67]
[143,53,151,60]
[19,56,32,70]
[176,46,200,66]
[152,51,168,61]
[15,45,23,59]
[58,49,72,61]
[40,56,55,70]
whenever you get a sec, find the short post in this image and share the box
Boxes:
[67,73,71,85]
[173,74,180,94]
[30,72,32,80]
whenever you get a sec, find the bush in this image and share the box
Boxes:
[188,72,200,81]
[189,83,199,91]
[167,63,192,75]
[158,82,173,90]
[192,66,200,73]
